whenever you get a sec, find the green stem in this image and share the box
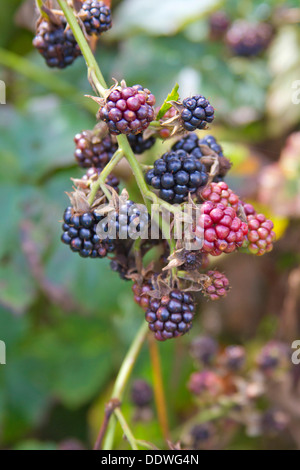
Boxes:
[0,48,96,114]
[87,149,123,205]
[102,322,148,450]
[56,0,107,94]
[114,409,139,451]
[35,0,48,18]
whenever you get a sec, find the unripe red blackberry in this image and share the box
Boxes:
[132,280,153,310]
[203,270,230,300]
[145,290,195,341]
[82,167,120,193]
[242,203,275,256]
[221,345,246,371]
[145,149,208,204]
[226,21,273,57]
[74,130,117,169]
[80,0,112,36]
[99,83,156,135]
[128,133,156,154]
[33,18,81,68]
[188,370,223,397]
[190,336,218,365]
[196,201,248,256]
[131,380,153,408]
[181,95,215,132]
[199,182,240,211]
[61,206,115,258]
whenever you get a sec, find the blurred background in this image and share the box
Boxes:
[0,0,300,450]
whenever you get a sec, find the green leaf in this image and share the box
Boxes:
[156,83,180,120]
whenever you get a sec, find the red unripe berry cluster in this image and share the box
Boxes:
[203,270,230,300]
[132,281,153,310]
[199,182,240,211]
[243,203,275,256]
[196,201,248,256]
[99,85,156,135]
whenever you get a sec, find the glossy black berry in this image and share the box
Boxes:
[181,95,214,132]
[74,131,117,169]
[128,133,156,154]
[145,150,208,204]
[80,0,112,36]
[33,19,81,69]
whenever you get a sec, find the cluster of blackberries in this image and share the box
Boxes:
[74,130,117,169]
[99,84,156,135]
[145,290,195,341]
[181,95,214,132]
[80,0,112,36]
[145,149,208,204]
[61,207,115,258]
[33,18,81,68]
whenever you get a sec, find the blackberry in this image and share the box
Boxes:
[33,18,81,69]
[61,207,115,258]
[131,380,153,408]
[226,21,273,57]
[181,95,215,132]
[190,423,215,449]
[74,130,117,169]
[199,136,232,181]
[203,270,230,300]
[172,133,204,160]
[80,0,112,36]
[145,150,208,204]
[128,133,156,154]
[199,135,224,157]
[145,290,195,341]
[209,11,230,40]
[199,182,239,211]
[222,345,245,371]
[190,336,218,366]
[97,200,150,241]
[257,341,289,373]
[188,371,223,397]
[242,203,275,256]
[132,280,153,310]
[99,83,156,135]
[181,251,209,272]
[82,167,120,193]
[196,201,248,256]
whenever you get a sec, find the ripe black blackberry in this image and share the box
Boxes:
[80,0,112,36]
[74,130,117,169]
[131,380,153,408]
[128,133,156,154]
[61,207,115,258]
[199,135,231,181]
[199,135,224,157]
[181,95,214,132]
[145,290,195,341]
[145,149,208,204]
[172,133,204,160]
[33,18,81,69]
[226,21,273,57]
[98,83,156,135]
[82,167,120,193]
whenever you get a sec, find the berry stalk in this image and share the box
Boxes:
[35,0,49,19]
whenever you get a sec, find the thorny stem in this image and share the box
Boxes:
[148,335,170,442]
[114,409,139,451]
[102,322,149,450]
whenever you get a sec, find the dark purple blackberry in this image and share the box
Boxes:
[190,336,218,366]
[74,130,117,169]
[128,133,156,154]
[226,21,273,57]
[82,167,120,193]
[131,380,153,408]
[99,83,156,135]
[80,0,112,36]
[33,18,81,69]
[209,11,230,40]
[181,95,215,132]
[61,207,115,258]
[145,290,195,341]
[97,200,150,241]
[222,345,245,371]
[145,150,208,204]
[172,133,204,160]
[190,423,215,449]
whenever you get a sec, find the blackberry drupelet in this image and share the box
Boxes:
[99,84,156,135]
[181,95,215,132]
[33,18,81,68]
[74,130,117,169]
[128,133,156,154]
[145,149,208,204]
[61,207,115,258]
[172,133,204,159]
[80,0,112,36]
[145,290,195,341]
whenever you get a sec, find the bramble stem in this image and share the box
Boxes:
[87,149,123,205]
[114,409,139,450]
[102,322,148,449]
[148,335,170,442]
[35,0,48,18]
